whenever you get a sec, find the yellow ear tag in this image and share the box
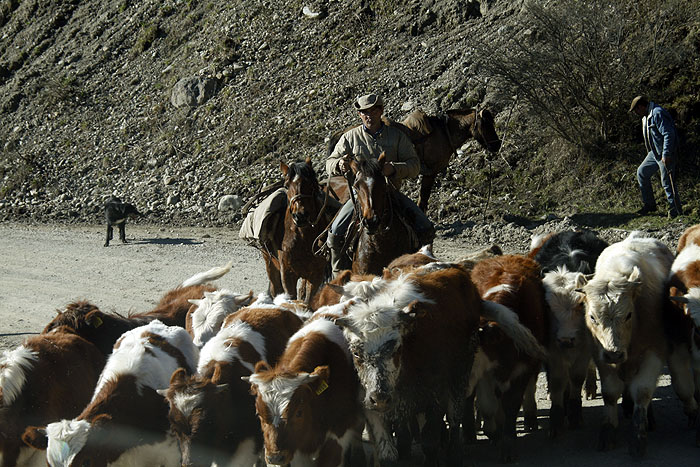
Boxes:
[316,379,329,395]
[93,316,103,328]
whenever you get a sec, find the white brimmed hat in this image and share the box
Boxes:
[354,94,384,110]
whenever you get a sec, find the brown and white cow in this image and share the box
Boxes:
[25,320,199,467]
[41,262,232,355]
[185,289,254,347]
[334,265,482,467]
[0,327,105,467]
[310,270,378,311]
[578,232,674,456]
[245,316,365,466]
[667,239,700,445]
[159,303,304,467]
[676,224,700,253]
[469,255,549,462]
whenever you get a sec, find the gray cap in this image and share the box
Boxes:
[629,95,647,112]
[354,94,384,111]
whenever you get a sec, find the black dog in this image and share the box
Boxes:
[104,196,141,247]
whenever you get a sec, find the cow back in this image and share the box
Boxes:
[677,224,700,253]
[472,255,549,346]
[534,230,609,274]
[398,266,481,386]
[0,329,104,467]
[135,284,216,326]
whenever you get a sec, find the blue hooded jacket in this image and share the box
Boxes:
[643,101,678,162]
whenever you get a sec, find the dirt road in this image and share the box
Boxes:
[0,222,697,466]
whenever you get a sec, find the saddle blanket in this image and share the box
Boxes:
[239,187,287,243]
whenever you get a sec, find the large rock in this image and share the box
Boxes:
[170,76,219,108]
[218,194,242,212]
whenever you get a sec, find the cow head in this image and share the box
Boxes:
[245,362,330,466]
[186,290,254,348]
[335,279,427,412]
[580,267,643,364]
[159,366,232,467]
[542,267,588,348]
[43,417,113,467]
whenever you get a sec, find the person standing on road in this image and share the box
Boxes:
[629,95,682,218]
[325,93,435,277]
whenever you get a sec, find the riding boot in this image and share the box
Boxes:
[327,232,350,278]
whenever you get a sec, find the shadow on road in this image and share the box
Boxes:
[115,237,205,246]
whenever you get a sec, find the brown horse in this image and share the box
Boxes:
[276,157,338,302]
[349,153,419,275]
[327,107,501,211]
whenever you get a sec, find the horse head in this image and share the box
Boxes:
[447,108,501,153]
[473,108,501,153]
[350,153,391,235]
[281,157,320,227]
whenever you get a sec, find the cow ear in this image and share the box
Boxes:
[309,365,330,395]
[574,273,589,289]
[401,300,426,320]
[211,363,224,384]
[305,156,313,168]
[333,316,351,331]
[237,290,255,307]
[628,266,642,285]
[21,426,48,451]
[280,161,290,176]
[86,310,104,328]
[254,361,271,374]
[169,367,189,387]
[310,365,330,381]
[349,159,360,175]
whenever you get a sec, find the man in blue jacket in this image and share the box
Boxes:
[630,95,682,218]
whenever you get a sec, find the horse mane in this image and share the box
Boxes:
[355,154,382,178]
[287,160,317,182]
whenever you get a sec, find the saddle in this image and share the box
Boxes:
[339,191,421,263]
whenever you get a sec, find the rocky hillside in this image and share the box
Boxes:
[1,0,698,232]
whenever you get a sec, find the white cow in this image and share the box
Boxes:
[185,289,253,347]
[579,232,674,457]
[542,266,595,437]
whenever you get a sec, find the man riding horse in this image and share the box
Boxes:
[326,93,435,277]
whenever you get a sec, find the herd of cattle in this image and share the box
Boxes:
[2,224,700,467]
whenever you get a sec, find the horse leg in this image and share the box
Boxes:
[279,252,299,300]
[262,250,283,296]
[418,174,436,212]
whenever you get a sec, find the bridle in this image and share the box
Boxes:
[472,106,501,149]
[352,172,394,233]
[287,178,328,228]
